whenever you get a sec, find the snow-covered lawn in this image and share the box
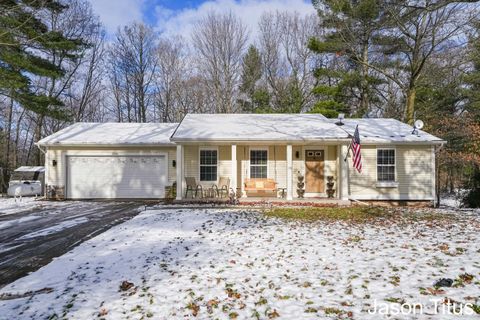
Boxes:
[0,197,42,216]
[0,207,479,319]
[0,197,87,219]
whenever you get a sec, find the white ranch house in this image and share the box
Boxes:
[37,114,445,204]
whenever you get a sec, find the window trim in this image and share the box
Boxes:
[248,147,269,179]
[376,147,397,187]
[198,147,218,182]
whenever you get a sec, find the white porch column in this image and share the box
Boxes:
[231,144,237,196]
[176,144,184,200]
[241,146,246,198]
[286,144,293,200]
[340,144,349,201]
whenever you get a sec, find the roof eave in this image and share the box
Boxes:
[170,137,351,143]
[361,140,446,145]
[38,143,176,148]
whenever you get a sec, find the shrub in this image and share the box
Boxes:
[462,165,480,208]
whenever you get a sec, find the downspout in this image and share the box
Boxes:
[350,198,370,206]
[35,143,46,155]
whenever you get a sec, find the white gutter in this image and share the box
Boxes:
[35,143,46,154]
[170,137,351,142]
[36,143,177,148]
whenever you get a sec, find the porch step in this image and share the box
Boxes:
[168,198,351,207]
[238,198,351,207]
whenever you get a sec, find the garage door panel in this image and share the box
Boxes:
[67,156,166,199]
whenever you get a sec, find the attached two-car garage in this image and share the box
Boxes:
[66,155,167,199]
[37,122,179,200]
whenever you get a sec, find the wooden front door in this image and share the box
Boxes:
[305,150,324,193]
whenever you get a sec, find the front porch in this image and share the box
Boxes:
[175,143,351,202]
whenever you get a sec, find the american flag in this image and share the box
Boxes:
[351,125,362,173]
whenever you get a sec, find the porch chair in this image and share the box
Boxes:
[213,176,230,198]
[185,177,203,198]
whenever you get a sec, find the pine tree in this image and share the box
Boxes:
[0,0,84,120]
[464,21,480,120]
[309,0,384,118]
[461,20,480,207]
[239,45,271,112]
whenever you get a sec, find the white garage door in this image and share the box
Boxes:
[67,155,167,199]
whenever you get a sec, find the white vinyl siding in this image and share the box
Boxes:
[349,145,434,200]
[45,147,176,199]
[184,145,231,186]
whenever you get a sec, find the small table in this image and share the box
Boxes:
[277,188,287,198]
[204,187,216,198]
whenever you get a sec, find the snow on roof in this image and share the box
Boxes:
[14,166,45,172]
[36,116,445,146]
[171,114,350,142]
[37,122,178,146]
[338,118,445,144]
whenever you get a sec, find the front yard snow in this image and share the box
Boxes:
[0,208,479,319]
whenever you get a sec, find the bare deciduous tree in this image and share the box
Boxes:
[372,2,476,123]
[155,36,191,122]
[258,11,320,112]
[108,22,157,122]
[66,28,107,122]
[192,11,248,113]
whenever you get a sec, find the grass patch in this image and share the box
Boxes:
[264,206,461,224]
[265,206,391,222]
[471,304,480,314]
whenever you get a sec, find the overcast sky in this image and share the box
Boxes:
[87,0,316,38]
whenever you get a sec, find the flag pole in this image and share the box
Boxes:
[343,125,357,162]
[343,143,351,162]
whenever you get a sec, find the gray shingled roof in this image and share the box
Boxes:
[37,122,178,146]
[170,114,350,142]
[338,118,445,144]
[36,114,445,146]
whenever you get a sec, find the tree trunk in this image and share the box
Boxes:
[23,120,33,165]
[1,98,13,190]
[448,164,454,193]
[3,97,13,170]
[405,86,416,124]
[34,114,45,165]
[435,152,440,208]
[358,41,369,117]
[13,110,25,168]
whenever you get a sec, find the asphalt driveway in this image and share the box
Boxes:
[0,199,142,288]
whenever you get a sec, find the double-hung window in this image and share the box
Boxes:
[377,149,395,182]
[250,149,268,178]
[200,149,217,181]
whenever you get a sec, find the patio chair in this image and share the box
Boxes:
[185,177,203,198]
[213,177,230,198]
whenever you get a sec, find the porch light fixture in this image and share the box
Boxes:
[295,151,299,159]
[52,159,57,167]
[172,160,176,168]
